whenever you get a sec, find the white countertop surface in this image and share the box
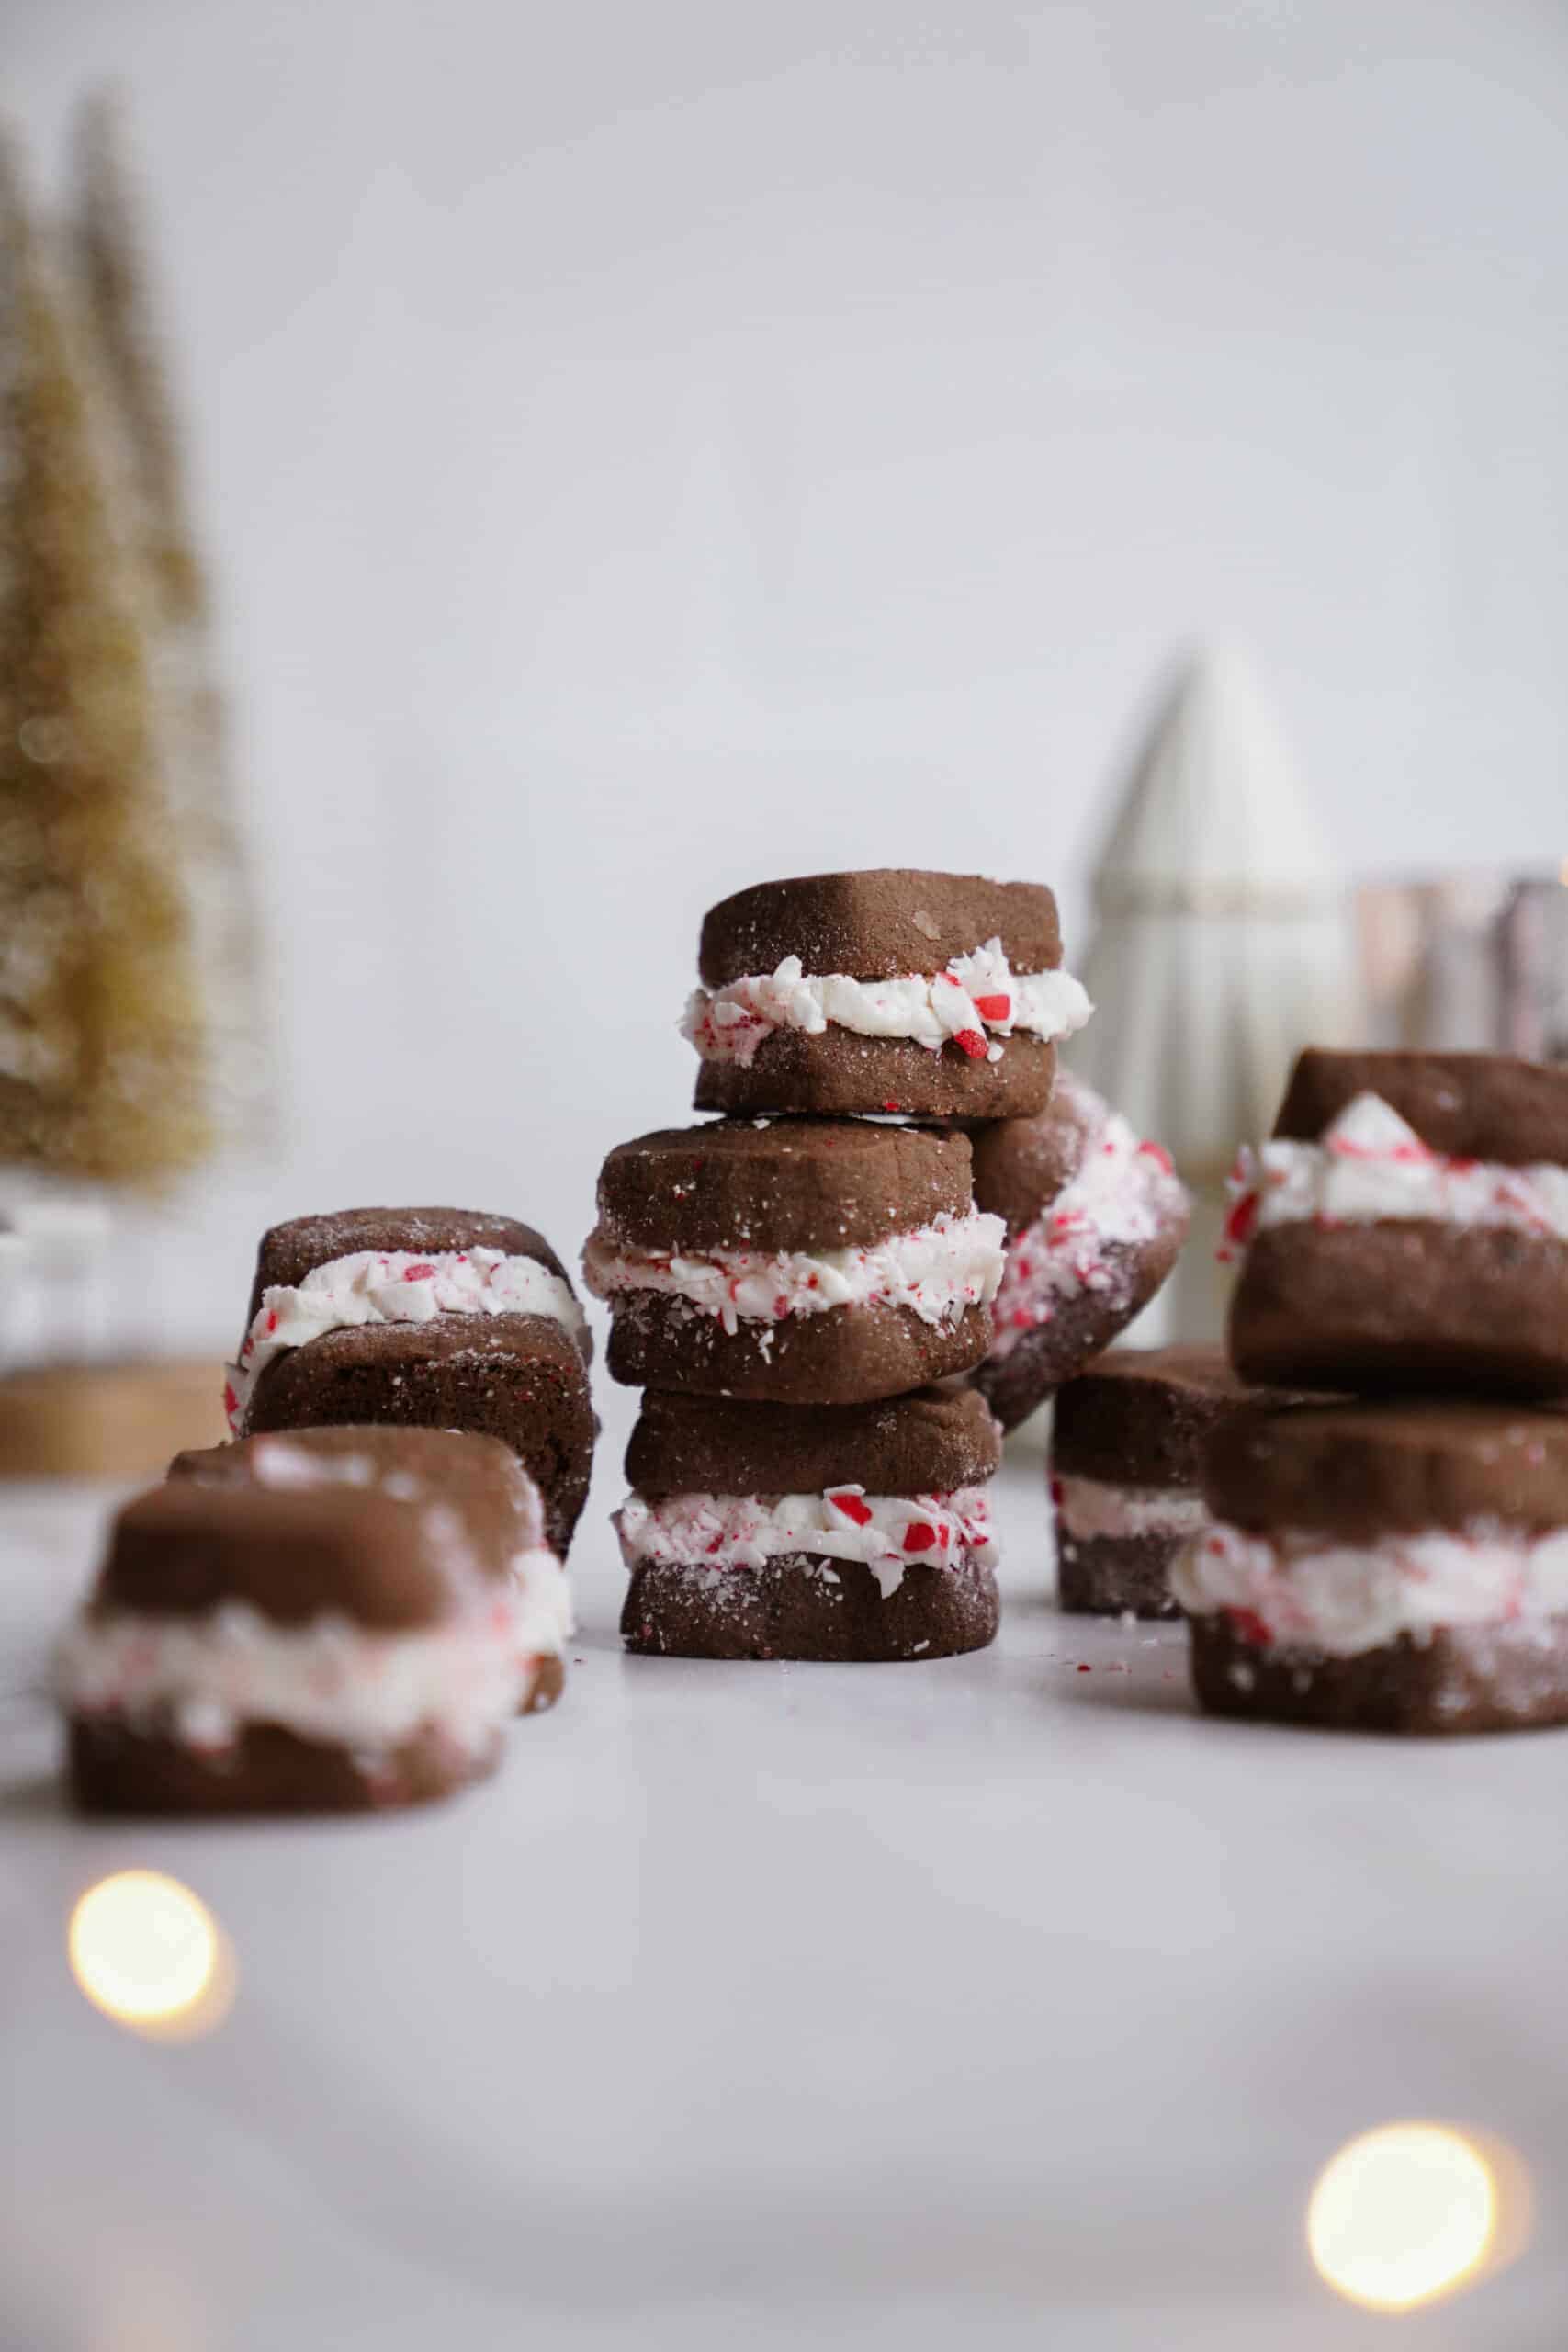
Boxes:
[4,1418,1565,2350]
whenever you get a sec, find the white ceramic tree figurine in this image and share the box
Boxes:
[1070,643,1357,1341]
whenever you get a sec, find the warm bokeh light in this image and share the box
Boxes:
[68,1871,233,2040]
[1307,2122,1497,2312]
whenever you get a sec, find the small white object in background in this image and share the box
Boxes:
[0,1183,115,1374]
[1069,643,1356,1344]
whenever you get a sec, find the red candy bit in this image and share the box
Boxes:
[1217,1189,1258,1262]
[829,1491,873,1526]
[1076,1661,1091,1673]
[973,993,1011,1022]
[265,1307,279,1334]
[1049,1476,1064,1507]
[222,1382,239,1420]
[953,1029,987,1060]
[1137,1140,1175,1175]
[1226,1606,1273,1649]
[403,1261,435,1283]
[902,1521,937,1553]
[882,1100,902,1114]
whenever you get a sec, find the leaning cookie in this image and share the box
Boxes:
[583,1119,1006,1404]
[615,1385,1002,1661]
[1175,1398,1568,1735]
[227,1206,596,1556]
[683,869,1090,1119]
[968,1072,1190,1430]
[168,1425,571,1714]
[1225,1050,1568,1396]
[57,1431,570,1814]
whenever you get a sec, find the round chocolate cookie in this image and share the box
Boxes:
[584,1119,1006,1404]
[968,1073,1190,1431]
[684,868,1087,1118]
[615,1385,1003,1662]
[621,1553,1000,1665]
[1204,1397,1568,1541]
[1227,1049,1568,1396]
[68,1714,511,1815]
[1188,1617,1568,1737]
[626,1382,1001,1498]
[1178,1397,1568,1735]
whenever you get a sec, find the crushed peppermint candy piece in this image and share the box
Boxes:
[829,1490,874,1526]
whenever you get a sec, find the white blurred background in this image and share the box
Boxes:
[11,0,1568,1353]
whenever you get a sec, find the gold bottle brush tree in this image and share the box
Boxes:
[0,104,265,1457]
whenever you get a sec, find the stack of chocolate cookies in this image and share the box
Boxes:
[587,865,1187,1660]
[1050,1345,1306,1620]
[1178,1048,1568,1735]
[223,1206,597,1557]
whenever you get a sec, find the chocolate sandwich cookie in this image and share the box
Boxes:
[1226,1050,1568,1396]
[1175,1398,1568,1734]
[57,1431,572,1813]
[1051,1346,1303,1618]
[169,1424,570,1714]
[682,868,1091,1118]
[583,1118,1006,1404]
[615,1385,1003,1660]
[227,1206,596,1555]
[969,1071,1190,1430]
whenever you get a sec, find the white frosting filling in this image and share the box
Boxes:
[614,1485,997,1600]
[1222,1091,1568,1261]
[682,938,1092,1069]
[581,1206,1005,1335]
[988,1077,1189,1361]
[55,1560,570,1758]
[1172,1517,1568,1656]
[227,1248,587,1433]
[1053,1473,1208,1544]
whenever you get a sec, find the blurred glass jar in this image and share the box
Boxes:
[1356,871,1568,1063]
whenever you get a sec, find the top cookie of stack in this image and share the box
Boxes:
[1226,1048,1568,1396]
[682,868,1090,1118]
